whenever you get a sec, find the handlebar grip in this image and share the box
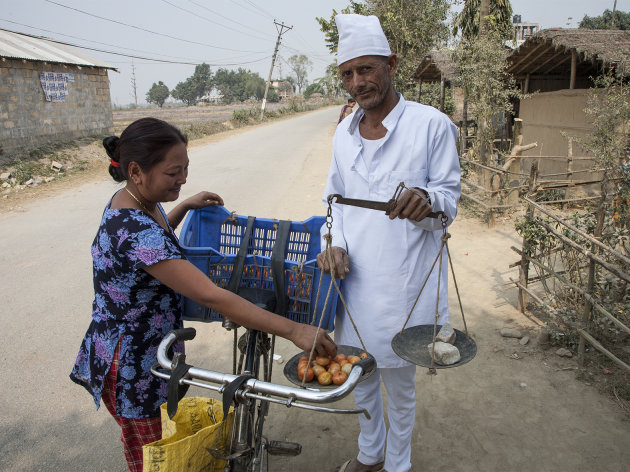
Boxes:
[355,356,376,375]
[171,327,197,342]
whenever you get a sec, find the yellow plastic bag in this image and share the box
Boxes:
[143,397,234,472]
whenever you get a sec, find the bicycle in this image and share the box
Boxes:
[151,206,375,471]
[152,324,375,472]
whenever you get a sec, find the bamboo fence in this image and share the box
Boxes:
[510,165,630,371]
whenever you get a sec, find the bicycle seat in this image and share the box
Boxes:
[237,287,277,312]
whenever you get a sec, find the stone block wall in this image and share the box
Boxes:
[0,58,113,164]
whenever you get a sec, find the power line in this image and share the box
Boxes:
[187,0,275,40]
[0,24,271,66]
[243,0,276,20]
[227,0,272,20]
[159,0,271,42]
[44,0,266,53]
[280,44,332,66]
[0,18,209,63]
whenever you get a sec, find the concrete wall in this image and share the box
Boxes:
[518,89,596,186]
[0,59,113,163]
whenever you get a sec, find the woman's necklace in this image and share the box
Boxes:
[125,187,168,229]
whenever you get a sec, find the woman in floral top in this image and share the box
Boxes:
[70,118,336,471]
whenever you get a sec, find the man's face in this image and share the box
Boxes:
[339,55,396,111]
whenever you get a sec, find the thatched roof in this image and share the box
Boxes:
[507,28,630,79]
[413,49,457,82]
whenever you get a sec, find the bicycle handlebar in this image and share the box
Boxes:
[156,328,375,406]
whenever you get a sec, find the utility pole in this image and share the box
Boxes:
[130,60,138,109]
[612,0,618,28]
[260,20,292,121]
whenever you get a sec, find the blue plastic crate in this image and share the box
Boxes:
[180,206,337,331]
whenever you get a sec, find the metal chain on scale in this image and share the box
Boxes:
[299,200,370,387]
[303,185,470,382]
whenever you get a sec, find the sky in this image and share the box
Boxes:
[0,0,623,106]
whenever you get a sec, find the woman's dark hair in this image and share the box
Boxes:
[103,117,188,182]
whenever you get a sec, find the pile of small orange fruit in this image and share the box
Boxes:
[297,352,368,386]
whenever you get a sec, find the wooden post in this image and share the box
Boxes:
[440,74,445,112]
[417,79,423,102]
[524,73,530,94]
[578,184,607,367]
[508,119,524,203]
[570,49,577,90]
[564,138,574,208]
[460,95,469,157]
[518,163,538,312]
[489,172,499,228]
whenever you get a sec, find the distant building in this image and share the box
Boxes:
[199,88,223,104]
[507,28,630,181]
[413,49,461,119]
[270,79,294,99]
[512,15,540,48]
[0,28,116,162]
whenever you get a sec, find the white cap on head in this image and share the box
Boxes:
[335,14,391,66]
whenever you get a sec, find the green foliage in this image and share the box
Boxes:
[514,75,630,354]
[213,68,265,103]
[582,73,630,171]
[418,82,456,116]
[315,1,371,54]
[231,108,256,126]
[267,89,280,103]
[453,30,520,163]
[146,81,170,108]
[453,0,514,40]
[369,0,450,98]
[313,63,343,99]
[287,55,313,94]
[535,188,564,204]
[515,216,555,253]
[580,9,630,30]
[316,1,450,99]
[171,63,212,106]
[303,82,324,99]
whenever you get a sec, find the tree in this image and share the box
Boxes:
[146,81,170,108]
[287,55,313,94]
[313,63,343,99]
[316,1,450,99]
[453,0,514,40]
[267,89,280,102]
[453,30,519,165]
[316,1,371,55]
[369,0,450,98]
[171,63,212,106]
[303,82,324,99]
[419,82,455,116]
[212,68,266,103]
[283,76,296,93]
[244,75,266,100]
[580,9,630,30]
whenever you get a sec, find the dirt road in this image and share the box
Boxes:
[0,106,628,471]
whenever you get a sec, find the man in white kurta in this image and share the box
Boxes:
[318,14,461,472]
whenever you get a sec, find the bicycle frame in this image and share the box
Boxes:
[152,328,375,471]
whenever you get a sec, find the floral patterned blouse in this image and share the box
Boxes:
[70,193,185,419]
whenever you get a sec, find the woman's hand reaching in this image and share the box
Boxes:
[167,191,224,230]
[184,191,224,210]
[290,323,337,358]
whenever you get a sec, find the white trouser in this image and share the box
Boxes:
[355,365,416,472]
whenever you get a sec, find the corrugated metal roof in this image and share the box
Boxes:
[0,28,116,70]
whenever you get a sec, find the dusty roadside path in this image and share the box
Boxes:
[0,106,628,471]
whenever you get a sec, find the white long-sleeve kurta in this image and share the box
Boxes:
[322,94,461,368]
